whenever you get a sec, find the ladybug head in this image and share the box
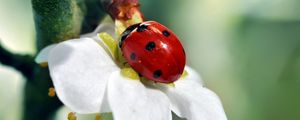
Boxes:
[119,23,141,48]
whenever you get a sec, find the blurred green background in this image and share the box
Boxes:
[1,0,300,120]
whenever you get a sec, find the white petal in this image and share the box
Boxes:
[35,44,57,64]
[93,23,115,37]
[107,70,172,120]
[48,38,119,113]
[164,67,227,120]
[183,66,204,85]
[81,23,115,39]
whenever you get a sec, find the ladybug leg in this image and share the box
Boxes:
[139,77,156,86]
[122,62,130,67]
[140,78,176,88]
[122,61,128,65]
[138,77,176,88]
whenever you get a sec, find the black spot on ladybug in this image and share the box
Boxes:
[130,53,136,60]
[162,30,170,37]
[183,49,186,55]
[137,24,148,32]
[145,41,156,51]
[153,70,162,78]
[119,23,141,48]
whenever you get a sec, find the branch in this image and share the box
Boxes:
[0,42,35,79]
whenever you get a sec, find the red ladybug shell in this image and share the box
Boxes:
[119,21,186,83]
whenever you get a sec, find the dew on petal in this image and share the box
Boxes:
[48,87,56,97]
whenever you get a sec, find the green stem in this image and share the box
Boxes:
[26,0,86,119]
[32,0,85,50]
[1,0,107,119]
[28,0,108,119]
[0,43,34,79]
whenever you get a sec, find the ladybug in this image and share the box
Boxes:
[119,21,186,83]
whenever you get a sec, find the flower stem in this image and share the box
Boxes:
[0,42,34,79]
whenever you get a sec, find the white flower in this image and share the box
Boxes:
[35,23,227,120]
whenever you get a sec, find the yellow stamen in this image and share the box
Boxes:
[95,114,101,120]
[98,32,126,67]
[68,112,77,120]
[39,62,48,67]
[98,33,118,59]
[121,68,139,80]
[48,87,56,97]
